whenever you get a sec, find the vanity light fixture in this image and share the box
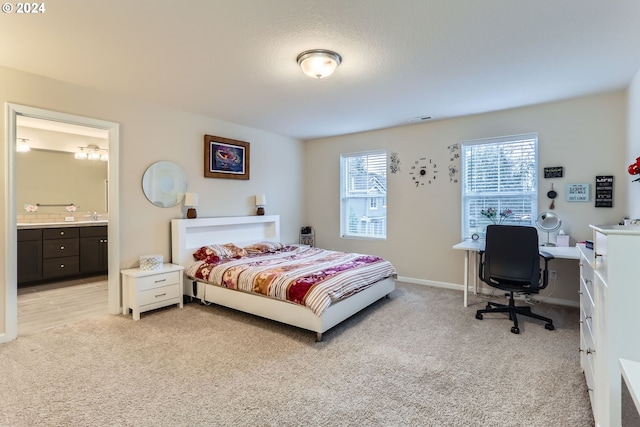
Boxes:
[17,138,31,153]
[74,144,108,161]
[296,49,342,79]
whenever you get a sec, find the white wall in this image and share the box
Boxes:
[627,69,640,218]
[305,91,627,303]
[0,65,305,336]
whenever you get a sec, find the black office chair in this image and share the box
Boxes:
[475,225,555,334]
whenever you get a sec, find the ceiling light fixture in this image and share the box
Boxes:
[74,144,108,161]
[297,49,342,79]
[17,138,31,152]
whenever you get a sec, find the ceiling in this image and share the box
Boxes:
[1,0,640,141]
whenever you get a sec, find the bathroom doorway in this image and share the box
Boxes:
[3,104,120,342]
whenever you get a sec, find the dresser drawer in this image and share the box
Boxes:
[43,227,79,239]
[43,256,80,278]
[135,271,181,292]
[138,284,181,306]
[43,238,79,258]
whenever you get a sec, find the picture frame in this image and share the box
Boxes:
[566,183,590,202]
[204,135,250,180]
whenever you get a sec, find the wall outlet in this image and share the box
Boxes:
[550,270,558,280]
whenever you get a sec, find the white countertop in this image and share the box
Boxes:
[17,220,108,229]
[590,224,640,235]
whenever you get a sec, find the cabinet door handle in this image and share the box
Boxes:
[154,279,167,283]
[155,293,166,298]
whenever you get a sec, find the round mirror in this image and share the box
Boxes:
[142,161,187,208]
[536,211,562,246]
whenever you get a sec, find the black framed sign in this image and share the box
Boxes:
[595,175,614,207]
[544,166,564,178]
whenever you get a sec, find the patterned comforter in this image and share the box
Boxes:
[186,246,396,316]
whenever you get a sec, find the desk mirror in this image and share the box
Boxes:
[142,161,187,208]
[536,211,562,246]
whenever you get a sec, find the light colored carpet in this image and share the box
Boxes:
[0,282,593,427]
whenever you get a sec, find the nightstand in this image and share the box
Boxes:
[121,263,184,320]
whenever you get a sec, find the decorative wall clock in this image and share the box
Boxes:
[409,157,438,187]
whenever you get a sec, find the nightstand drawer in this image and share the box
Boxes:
[138,284,181,306]
[135,271,181,292]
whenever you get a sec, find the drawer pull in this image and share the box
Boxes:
[154,279,167,283]
[60,231,65,235]
[60,246,65,250]
[155,293,167,298]
[60,264,65,268]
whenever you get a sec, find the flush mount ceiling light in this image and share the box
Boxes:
[296,49,342,79]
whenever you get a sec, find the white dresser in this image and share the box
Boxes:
[121,263,184,320]
[578,225,640,426]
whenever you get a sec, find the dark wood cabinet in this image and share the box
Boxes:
[18,229,43,283]
[18,225,107,285]
[80,226,108,274]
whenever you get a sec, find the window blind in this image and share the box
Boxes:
[461,133,538,239]
[340,150,387,239]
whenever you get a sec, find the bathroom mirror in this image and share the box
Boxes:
[142,161,187,208]
[536,211,562,246]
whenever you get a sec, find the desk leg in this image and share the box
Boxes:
[472,251,478,295]
[463,250,469,307]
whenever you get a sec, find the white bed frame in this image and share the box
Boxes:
[170,215,395,341]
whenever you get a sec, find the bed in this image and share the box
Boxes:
[170,215,396,341]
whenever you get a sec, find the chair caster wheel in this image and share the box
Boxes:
[511,327,520,334]
[545,323,555,331]
[476,313,483,320]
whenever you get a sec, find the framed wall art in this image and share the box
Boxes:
[565,183,590,202]
[204,135,250,180]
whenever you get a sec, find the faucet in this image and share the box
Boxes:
[91,212,100,221]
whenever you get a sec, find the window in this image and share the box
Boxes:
[461,133,538,239]
[340,150,387,239]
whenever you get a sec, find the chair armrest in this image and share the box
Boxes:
[539,250,555,261]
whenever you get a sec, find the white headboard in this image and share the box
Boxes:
[171,215,280,268]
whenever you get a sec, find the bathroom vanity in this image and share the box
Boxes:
[17,221,108,285]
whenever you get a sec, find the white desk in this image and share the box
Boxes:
[452,239,580,307]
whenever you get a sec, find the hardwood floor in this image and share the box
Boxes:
[17,275,108,335]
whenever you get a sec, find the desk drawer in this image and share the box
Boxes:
[138,284,180,306]
[135,271,181,292]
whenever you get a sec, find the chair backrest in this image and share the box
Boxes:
[482,225,541,289]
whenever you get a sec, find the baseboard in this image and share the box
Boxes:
[396,275,579,308]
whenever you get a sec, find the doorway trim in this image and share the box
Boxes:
[2,103,120,343]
